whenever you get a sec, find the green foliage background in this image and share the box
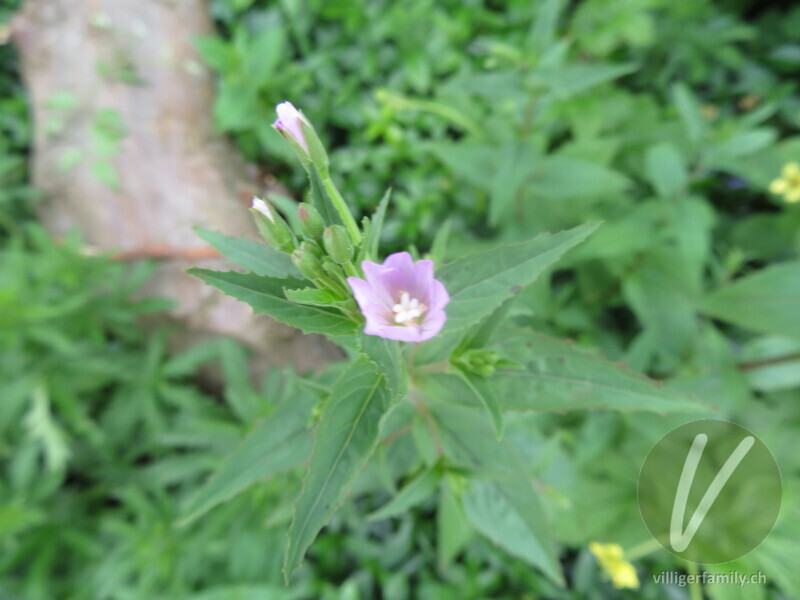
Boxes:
[2,0,800,598]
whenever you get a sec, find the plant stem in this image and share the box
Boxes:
[321,175,361,245]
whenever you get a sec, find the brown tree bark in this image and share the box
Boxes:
[11,0,338,371]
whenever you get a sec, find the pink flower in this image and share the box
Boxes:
[347,252,450,342]
[273,101,309,153]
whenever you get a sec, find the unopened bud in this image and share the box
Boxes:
[273,101,329,173]
[292,242,326,280]
[250,198,294,253]
[323,225,354,264]
[297,203,325,239]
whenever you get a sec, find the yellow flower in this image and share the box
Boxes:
[589,542,641,590]
[769,162,800,204]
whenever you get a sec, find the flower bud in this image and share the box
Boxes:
[273,102,309,154]
[292,242,326,280]
[297,203,325,239]
[323,225,354,265]
[273,101,329,173]
[457,349,502,377]
[250,198,294,253]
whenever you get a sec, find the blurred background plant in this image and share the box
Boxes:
[2,0,800,598]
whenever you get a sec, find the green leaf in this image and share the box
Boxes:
[532,156,629,200]
[460,295,518,351]
[416,223,600,365]
[491,330,708,412]
[429,218,453,267]
[672,83,706,145]
[368,467,440,521]
[456,369,504,439]
[530,0,564,52]
[376,89,485,137]
[284,357,395,580]
[427,142,495,187]
[359,335,408,401]
[645,142,688,199]
[535,63,637,99]
[489,142,537,225]
[189,268,357,337]
[463,478,563,585]
[702,262,800,341]
[284,287,351,309]
[437,481,474,570]
[360,188,391,262]
[195,227,299,278]
[178,394,316,526]
[25,385,70,473]
[431,402,563,584]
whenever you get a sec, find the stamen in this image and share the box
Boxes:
[392,290,427,325]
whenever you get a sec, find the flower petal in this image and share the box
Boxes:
[420,308,447,339]
[371,324,428,343]
[770,179,788,194]
[427,279,450,311]
[361,262,395,307]
[782,162,800,179]
[275,101,308,152]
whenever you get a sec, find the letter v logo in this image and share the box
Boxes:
[669,433,755,552]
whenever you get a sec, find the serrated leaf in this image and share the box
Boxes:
[463,478,563,585]
[284,287,348,308]
[177,393,316,526]
[189,268,357,338]
[284,357,395,580]
[491,330,708,412]
[701,262,800,341]
[195,227,298,278]
[415,223,599,365]
[359,334,407,401]
[430,401,562,584]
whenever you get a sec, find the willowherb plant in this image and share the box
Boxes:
[187,103,706,584]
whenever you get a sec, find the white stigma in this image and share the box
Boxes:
[392,291,427,325]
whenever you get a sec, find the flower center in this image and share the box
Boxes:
[392,291,427,325]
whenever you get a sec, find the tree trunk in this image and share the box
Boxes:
[11,0,338,371]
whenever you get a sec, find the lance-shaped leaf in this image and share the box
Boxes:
[491,330,708,413]
[358,188,391,263]
[458,369,504,439]
[359,334,407,401]
[189,268,358,338]
[284,357,394,580]
[415,223,599,365]
[420,369,505,439]
[177,393,317,526]
[194,227,299,279]
[430,401,563,584]
[463,478,561,584]
[701,261,800,341]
